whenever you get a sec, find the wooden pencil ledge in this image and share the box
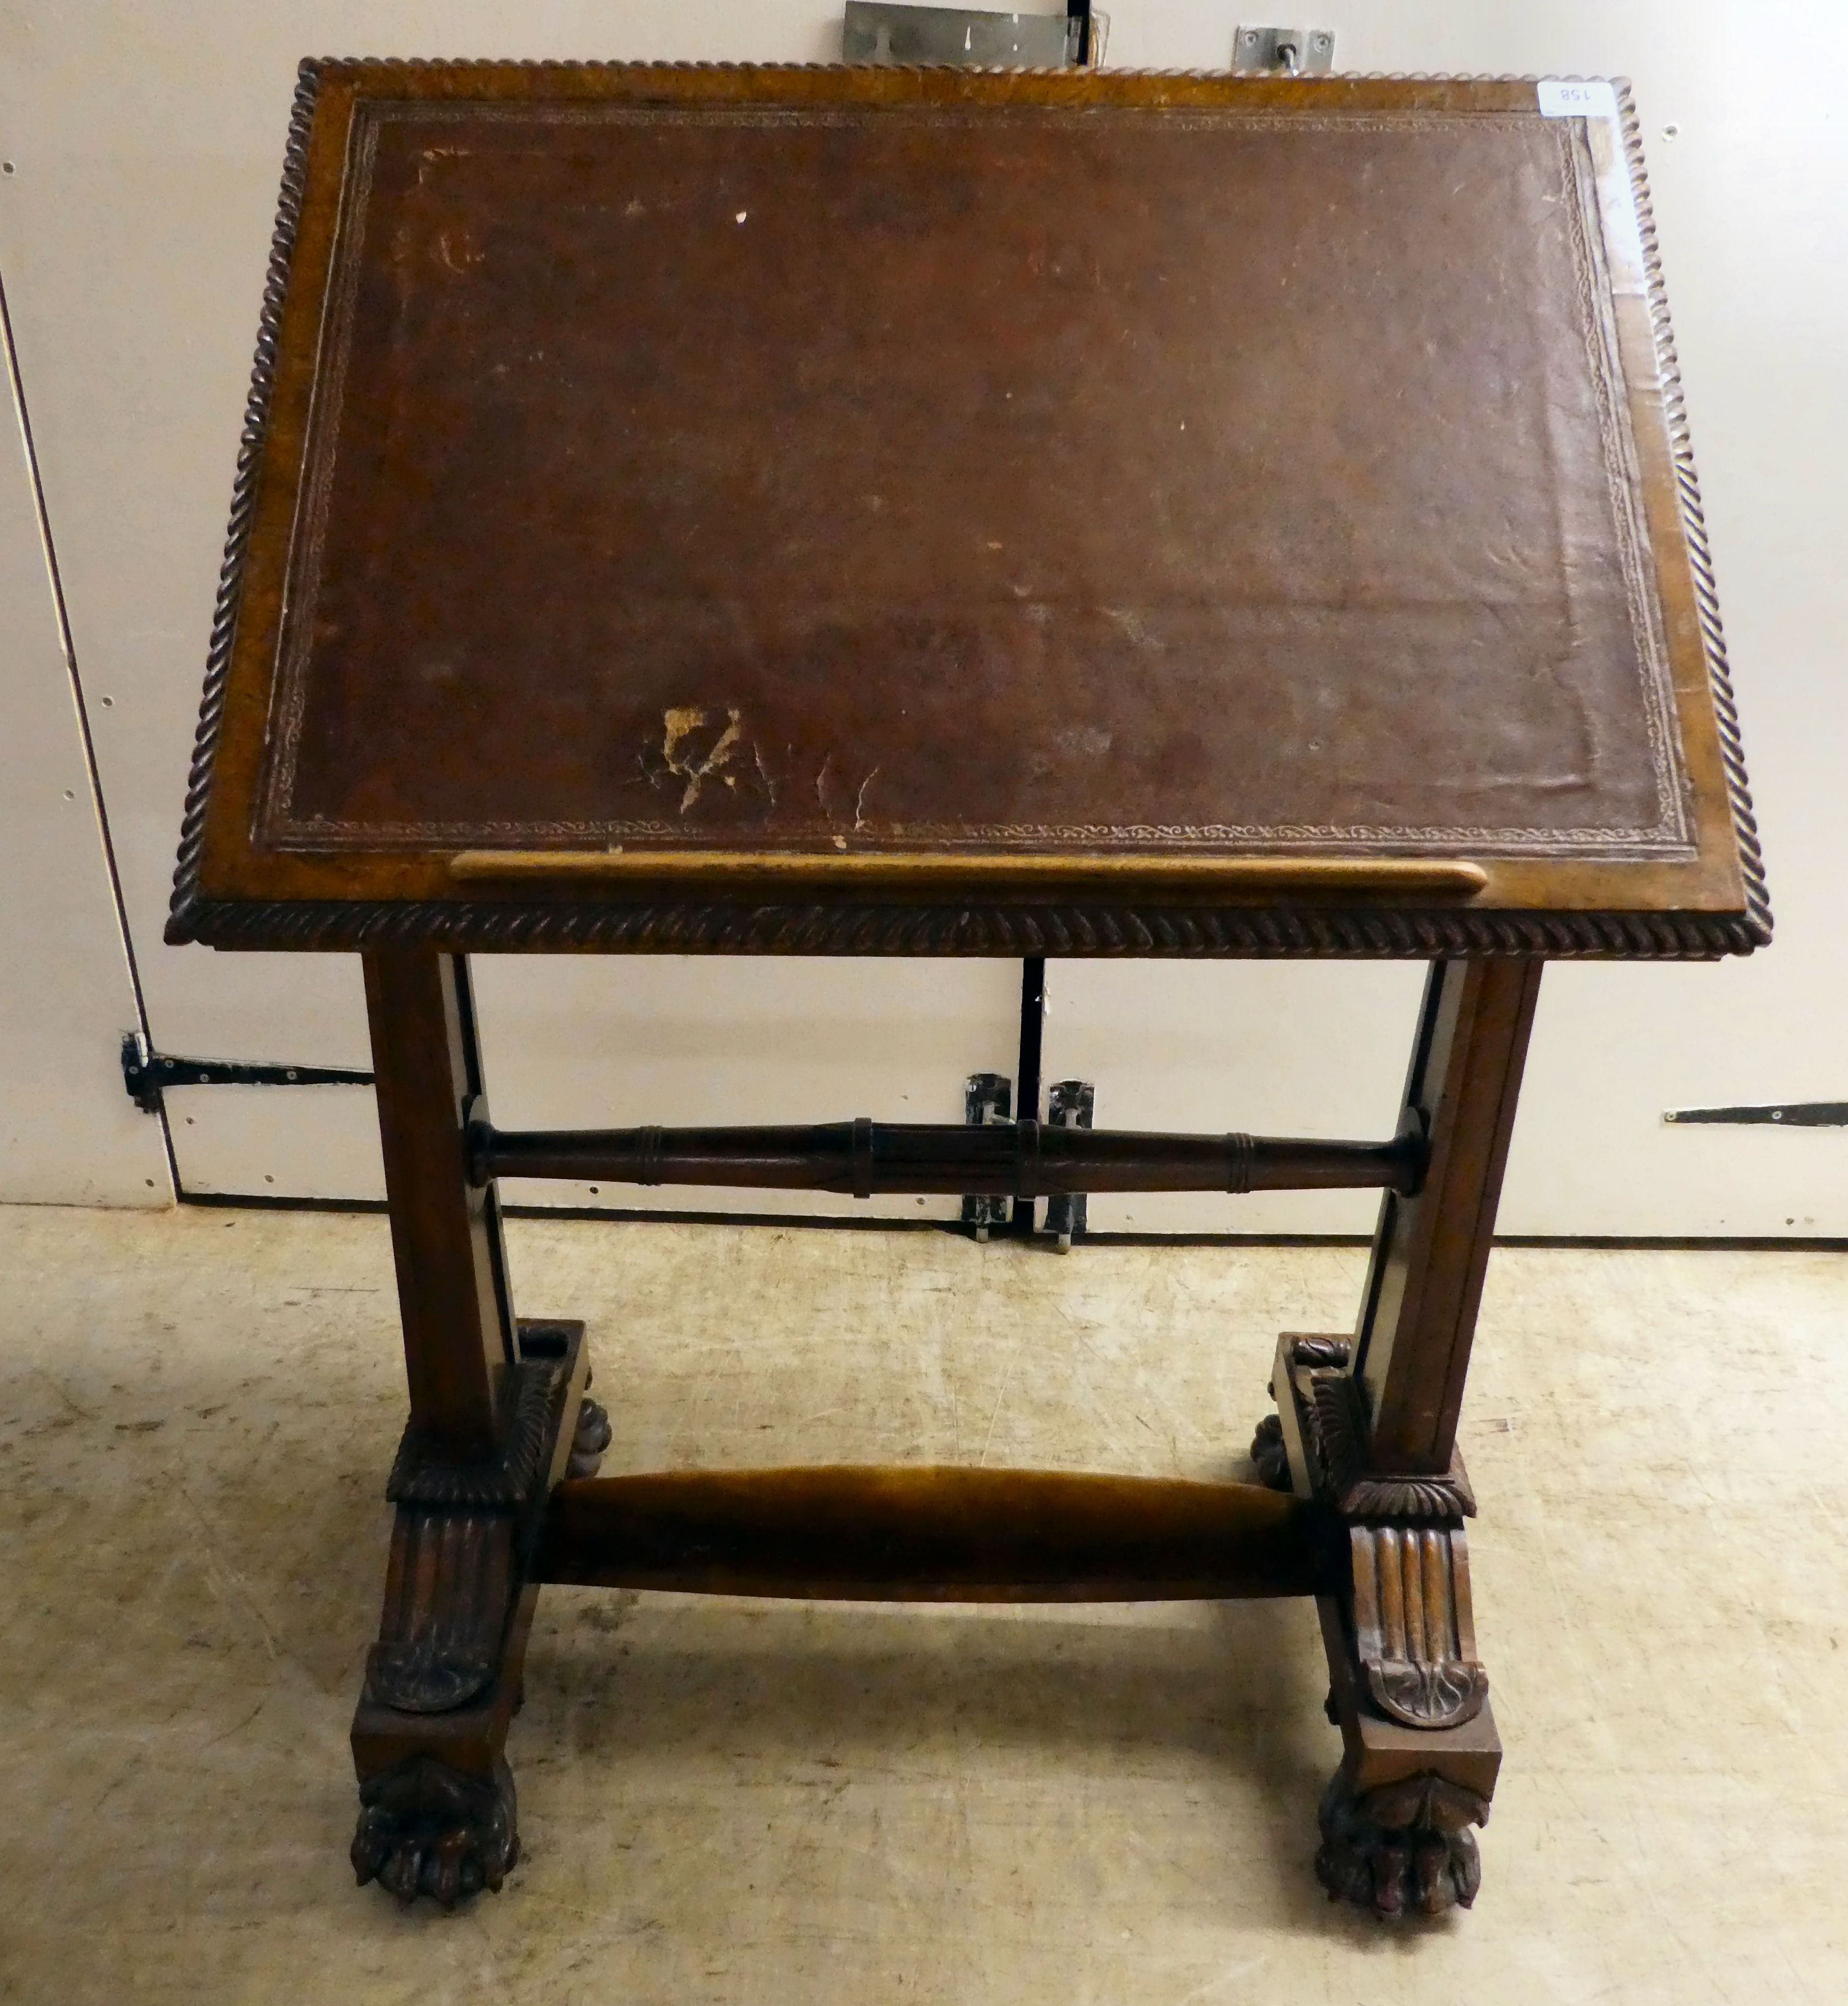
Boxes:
[447,850,1490,897]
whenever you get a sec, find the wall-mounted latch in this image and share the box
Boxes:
[1234,25,1335,73]
[960,1071,1013,1241]
[1663,1100,1846,1127]
[1042,1078,1096,1251]
[844,2,1096,69]
[120,1030,374,1115]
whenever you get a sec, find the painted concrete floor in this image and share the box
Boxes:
[0,1203,1842,2004]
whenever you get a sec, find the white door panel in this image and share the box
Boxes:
[164,1083,384,1203]
[2,2,1841,1229]
[1041,1,1848,1237]
[161,954,1018,1213]
[0,4,970,1210]
[476,956,1019,1221]
[0,280,170,1206]
[1042,963,1424,1237]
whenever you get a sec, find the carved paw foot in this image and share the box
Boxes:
[1249,1413,1292,1491]
[567,1396,612,1478]
[352,1754,517,1908]
[1314,1768,1487,1918]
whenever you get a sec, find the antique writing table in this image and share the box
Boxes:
[169,60,1767,1917]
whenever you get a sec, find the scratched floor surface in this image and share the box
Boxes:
[0,1204,1841,2004]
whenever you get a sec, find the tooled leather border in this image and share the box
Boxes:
[164,63,1772,962]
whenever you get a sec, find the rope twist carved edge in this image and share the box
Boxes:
[170,895,1763,958]
[1616,81,1771,948]
[167,60,323,946]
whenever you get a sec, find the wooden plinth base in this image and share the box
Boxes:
[352,1321,1508,1919]
[350,1320,592,1908]
[1260,1331,1503,1917]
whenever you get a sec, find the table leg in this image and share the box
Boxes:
[1253,958,1542,1915]
[363,950,511,1453]
[348,951,603,1906]
[1353,958,1544,1474]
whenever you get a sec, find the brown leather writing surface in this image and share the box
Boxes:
[170,63,1768,957]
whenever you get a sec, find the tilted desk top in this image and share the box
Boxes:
[168,61,1769,958]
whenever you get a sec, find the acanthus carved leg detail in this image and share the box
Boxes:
[1314,1766,1488,1917]
[1267,1333,1501,1917]
[352,1754,518,1909]
[351,1323,590,1908]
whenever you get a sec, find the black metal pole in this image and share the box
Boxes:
[1014,955,1047,1232]
[1066,0,1092,66]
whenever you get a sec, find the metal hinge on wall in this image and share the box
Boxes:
[1663,1100,1847,1127]
[959,1070,1098,1247]
[960,1071,1014,1241]
[120,1031,373,1115]
[1042,1078,1096,1251]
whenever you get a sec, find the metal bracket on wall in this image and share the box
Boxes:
[1663,1100,1847,1127]
[1234,25,1335,73]
[1042,1079,1096,1251]
[843,2,1092,68]
[959,1071,1013,1241]
[120,1030,373,1116]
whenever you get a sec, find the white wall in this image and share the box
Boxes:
[0,279,171,1205]
[1053,2,1848,1236]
